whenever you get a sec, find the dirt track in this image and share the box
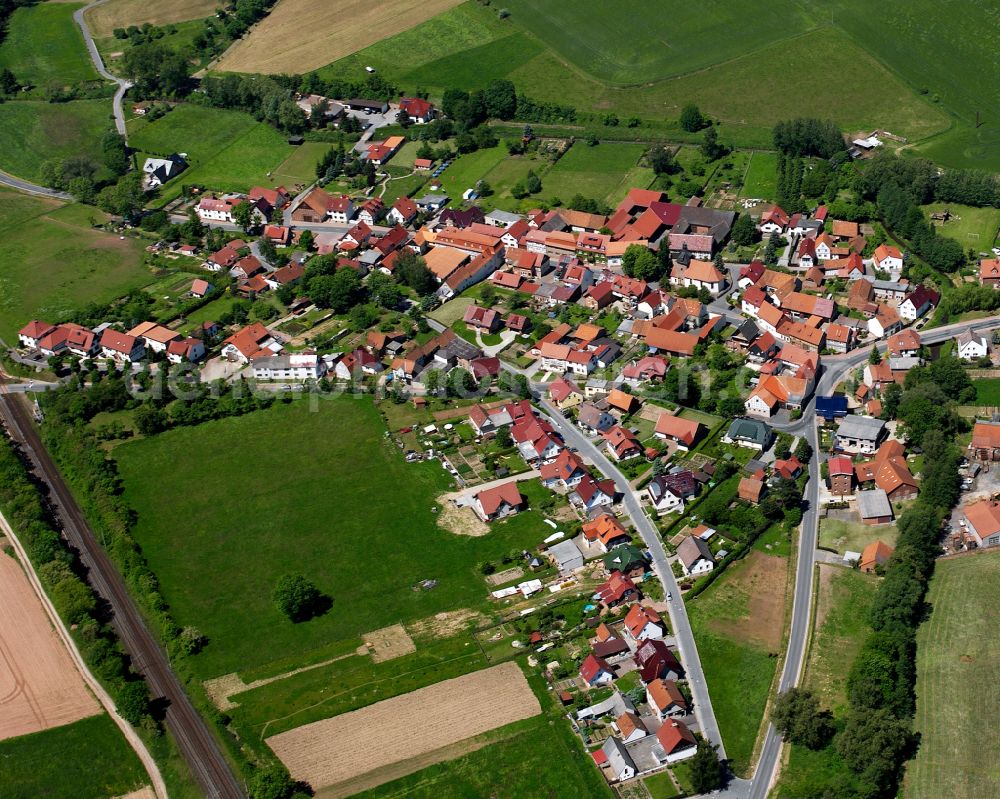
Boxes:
[267,661,540,791]
[0,552,100,740]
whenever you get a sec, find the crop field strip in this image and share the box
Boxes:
[85,0,221,38]
[266,661,540,792]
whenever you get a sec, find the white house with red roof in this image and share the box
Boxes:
[623,604,665,642]
[388,196,418,226]
[399,97,435,123]
[100,329,145,363]
[758,205,789,235]
[473,481,525,522]
[874,244,903,274]
[579,653,614,686]
[166,337,206,363]
[221,323,281,363]
[18,320,55,349]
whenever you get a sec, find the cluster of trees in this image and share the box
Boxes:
[302,248,435,313]
[36,130,130,198]
[0,437,162,730]
[856,153,1000,209]
[621,242,669,282]
[876,183,965,271]
[299,70,398,104]
[772,118,846,159]
[934,283,1000,325]
[513,94,576,124]
[199,74,307,134]
[885,356,973,443]
[121,41,191,97]
[510,169,541,199]
[679,104,707,132]
[314,139,376,186]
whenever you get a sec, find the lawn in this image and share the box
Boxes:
[0,2,100,87]
[741,151,779,200]
[0,100,114,183]
[923,202,1000,250]
[909,550,1000,798]
[270,142,330,187]
[541,142,653,207]
[352,714,611,799]
[686,551,788,775]
[433,146,507,206]
[382,172,428,205]
[643,770,682,799]
[818,517,898,556]
[804,565,879,715]
[0,191,149,342]
[113,397,563,678]
[974,378,1000,406]
[0,714,146,799]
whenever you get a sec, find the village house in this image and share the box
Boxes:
[873,244,904,273]
[573,474,617,511]
[647,679,688,719]
[473,482,525,522]
[835,415,886,454]
[596,571,639,609]
[898,285,939,321]
[603,425,643,462]
[128,321,181,353]
[860,540,894,573]
[653,413,702,450]
[624,603,665,642]
[961,497,1000,547]
[548,376,584,410]
[676,535,715,575]
[251,351,324,381]
[739,476,766,504]
[462,304,501,333]
[655,720,698,764]
[99,329,145,363]
[669,259,727,295]
[722,418,773,451]
[956,329,989,361]
[636,639,682,683]
[980,258,1000,289]
[828,455,855,496]
[604,544,648,578]
[580,653,615,686]
[598,736,637,783]
[540,448,587,490]
[613,711,648,744]
[577,402,617,434]
[582,513,631,553]
[854,439,918,501]
[221,322,281,363]
[646,471,698,515]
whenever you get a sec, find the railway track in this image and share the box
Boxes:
[0,381,245,799]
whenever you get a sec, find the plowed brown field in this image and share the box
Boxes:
[266,661,540,791]
[0,553,100,741]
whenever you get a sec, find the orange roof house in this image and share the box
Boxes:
[859,540,894,573]
[582,513,631,550]
[654,414,702,448]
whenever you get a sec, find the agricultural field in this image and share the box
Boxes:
[0,100,114,183]
[0,714,147,799]
[0,550,99,740]
[687,550,788,775]
[501,0,815,85]
[818,517,899,556]
[85,0,219,38]
[0,191,149,342]
[113,397,562,679]
[127,104,305,201]
[353,714,611,799]
[267,662,539,794]
[213,0,464,74]
[318,5,947,150]
[923,203,1000,251]
[0,2,99,87]
[909,551,1000,799]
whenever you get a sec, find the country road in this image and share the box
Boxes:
[73,0,132,139]
[0,384,245,799]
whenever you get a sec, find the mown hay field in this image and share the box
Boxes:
[85,0,220,38]
[213,0,464,74]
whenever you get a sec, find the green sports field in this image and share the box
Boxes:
[0,2,100,87]
[114,397,561,679]
[0,714,146,799]
[0,100,114,183]
[923,203,1000,251]
[0,191,149,342]
[909,551,1000,798]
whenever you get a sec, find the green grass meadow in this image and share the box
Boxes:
[541,142,653,206]
[686,553,786,775]
[909,551,1000,798]
[818,518,899,556]
[923,203,1000,250]
[501,0,815,85]
[113,397,561,679]
[0,191,149,341]
[0,100,114,182]
[128,104,302,200]
[353,715,612,799]
[741,151,779,200]
[0,2,100,87]
[0,714,146,799]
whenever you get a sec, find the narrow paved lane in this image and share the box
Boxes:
[73,0,132,139]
